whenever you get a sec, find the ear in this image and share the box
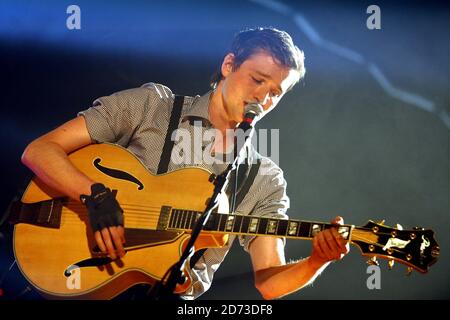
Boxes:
[221,53,235,78]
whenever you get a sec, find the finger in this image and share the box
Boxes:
[331,216,344,226]
[312,235,327,261]
[330,217,348,256]
[109,226,125,258]
[101,228,117,260]
[94,231,107,253]
[323,230,341,260]
[317,232,335,260]
[331,227,348,254]
[329,228,348,259]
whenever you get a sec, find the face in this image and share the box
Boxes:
[219,51,299,123]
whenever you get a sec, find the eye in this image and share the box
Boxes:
[270,91,281,98]
[251,76,264,84]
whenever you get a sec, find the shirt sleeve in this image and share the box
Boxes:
[78,82,173,146]
[237,157,290,252]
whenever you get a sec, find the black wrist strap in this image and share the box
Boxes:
[80,183,107,203]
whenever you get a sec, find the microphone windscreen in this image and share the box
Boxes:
[244,103,264,118]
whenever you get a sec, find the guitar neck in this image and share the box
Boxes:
[163,208,353,241]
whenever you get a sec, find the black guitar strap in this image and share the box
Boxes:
[157,95,185,174]
[230,150,262,212]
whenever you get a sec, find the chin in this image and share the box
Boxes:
[235,115,244,124]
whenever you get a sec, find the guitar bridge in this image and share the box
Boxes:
[9,198,63,229]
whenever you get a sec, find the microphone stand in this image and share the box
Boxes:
[148,105,261,300]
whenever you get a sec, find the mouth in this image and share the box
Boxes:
[241,101,249,116]
[243,101,255,112]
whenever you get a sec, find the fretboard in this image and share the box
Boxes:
[164,208,352,240]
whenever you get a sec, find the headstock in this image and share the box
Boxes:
[351,220,440,273]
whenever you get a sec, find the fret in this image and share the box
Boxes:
[218,213,227,231]
[311,223,323,237]
[179,211,184,229]
[185,211,194,230]
[172,210,179,229]
[187,211,193,229]
[203,212,211,230]
[298,222,310,238]
[248,217,259,233]
[232,215,244,233]
[188,211,194,229]
[267,220,278,234]
[277,219,289,236]
[174,210,218,231]
[205,213,217,231]
[176,210,182,229]
[257,218,268,235]
[225,215,235,232]
[338,225,350,240]
[241,216,250,234]
[175,209,183,229]
[216,214,223,231]
[196,212,202,229]
[176,211,183,229]
[180,210,187,229]
[169,210,176,229]
[181,210,187,229]
[213,213,222,231]
[190,212,198,229]
[287,221,299,236]
[189,211,197,230]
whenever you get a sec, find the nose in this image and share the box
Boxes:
[253,90,271,109]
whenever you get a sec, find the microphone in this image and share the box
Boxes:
[237,103,264,132]
[233,103,263,157]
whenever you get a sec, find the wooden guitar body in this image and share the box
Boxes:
[14,143,229,299]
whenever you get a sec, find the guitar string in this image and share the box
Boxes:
[64,202,405,235]
[350,233,415,256]
[63,209,392,233]
[65,199,220,211]
[52,218,415,262]
[60,209,400,238]
[62,206,398,233]
[59,214,417,260]
[61,202,414,244]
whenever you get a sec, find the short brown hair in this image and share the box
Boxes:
[210,27,305,89]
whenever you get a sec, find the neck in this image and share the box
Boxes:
[208,82,237,134]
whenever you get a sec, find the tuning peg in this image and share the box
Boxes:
[387,259,395,270]
[367,256,379,266]
[376,219,385,225]
[395,223,403,230]
[406,267,413,276]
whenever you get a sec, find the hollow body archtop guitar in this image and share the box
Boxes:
[12,143,440,299]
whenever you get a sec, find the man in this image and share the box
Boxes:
[21,27,349,300]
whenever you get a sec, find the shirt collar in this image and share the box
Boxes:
[182,90,213,125]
